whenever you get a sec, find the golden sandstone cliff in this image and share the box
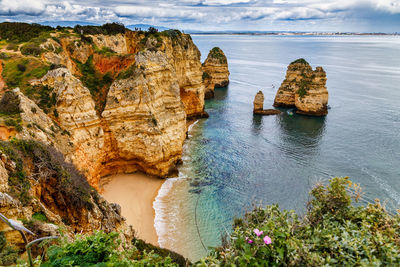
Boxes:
[0,28,209,189]
[0,26,215,247]
[202,47,230,99]
[274,59,328,116]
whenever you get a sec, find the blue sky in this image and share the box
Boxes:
[0,0,399,32]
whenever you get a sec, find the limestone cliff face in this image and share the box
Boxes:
[5,30,206,187]
[202,47,230,99]
[101,51,187,178]
[32,69,104,185]
[274,59,328,116]
[162,33,207,118]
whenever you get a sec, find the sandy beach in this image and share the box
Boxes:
[101,173,165,245]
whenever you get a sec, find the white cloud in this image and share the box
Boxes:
[202,0,252,5]
[0,0,45,15]
[0,0,399,32]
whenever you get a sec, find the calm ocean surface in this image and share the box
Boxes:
[154,35,400,261]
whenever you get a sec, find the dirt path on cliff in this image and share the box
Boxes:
[101,173,164,246]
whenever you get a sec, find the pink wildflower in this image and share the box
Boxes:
[253,229,263,236]
[263,235,272,245]
[245,237,253,244]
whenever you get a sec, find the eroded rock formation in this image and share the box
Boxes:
[273,59,328,116]
[253,90,282,115]
[0,29,212,188]
[202,47,230,99]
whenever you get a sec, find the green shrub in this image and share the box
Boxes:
[2,57,49,91]
[75,56,114,113]
[20,43,42,56]
[4,118,23,132]
[95,46,116,56]
[40,231,177,266]
[296,78,311,98]
[73,23,126,36]
[290,58,309,65]
[0,52,9,59]
[0,91,21,115]
[6,43,19,51]
[0,232,19,266]
[17,64,26,72]
[207,47,227,64]
[0,22,53,43]
[202,72,210,81]
[32,212,48,222]
[133,238,189,266]
[116,65,136,80]
[200,177,400,266]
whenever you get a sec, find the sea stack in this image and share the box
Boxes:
[273,58,328,116]
[253,90,282,115]
[202,47,230,99]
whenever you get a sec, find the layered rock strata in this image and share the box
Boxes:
[253,90,282,115]
[0,29,213,188]
[273,59,328,116]
[202,47,230,99]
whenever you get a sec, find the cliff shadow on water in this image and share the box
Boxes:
[276,112,326,150]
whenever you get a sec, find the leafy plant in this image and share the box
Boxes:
[0,232,19,266]
[20,43,42,56]
[75,56,114,114]
[2,57,49,91]
[0,22,53,43]
[199,177,400,266]
[0,91,21,115]
[73,23,126,36]
[206,47,227,64]
[40,231,177,266]
[290,58,309,65]
[4,118,23,132]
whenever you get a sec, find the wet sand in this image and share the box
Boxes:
[101,173,165,245]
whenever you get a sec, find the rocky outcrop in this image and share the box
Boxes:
[101,51,187,179]
[202,47,230,99]
[273,59,328,116]
[1,29,212,188]
[253,91,264,112]
[253,91,282,115]
[29,64,186,186]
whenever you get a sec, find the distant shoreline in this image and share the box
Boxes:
[189,32,399,36]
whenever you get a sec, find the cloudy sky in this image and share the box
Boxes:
[0,0,399,32]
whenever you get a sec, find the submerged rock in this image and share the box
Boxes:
[202,47,230,99]
[253,90,282,115]
[273,58,328,116]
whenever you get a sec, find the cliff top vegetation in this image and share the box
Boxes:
[290,58,309,65]
[0,22,53,43]
[207,47,227,64]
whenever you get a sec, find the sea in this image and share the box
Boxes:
[153,35,400,261]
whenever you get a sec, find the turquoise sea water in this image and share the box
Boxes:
[154,35,400,261]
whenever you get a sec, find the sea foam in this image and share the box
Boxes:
[153,120,199,247]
